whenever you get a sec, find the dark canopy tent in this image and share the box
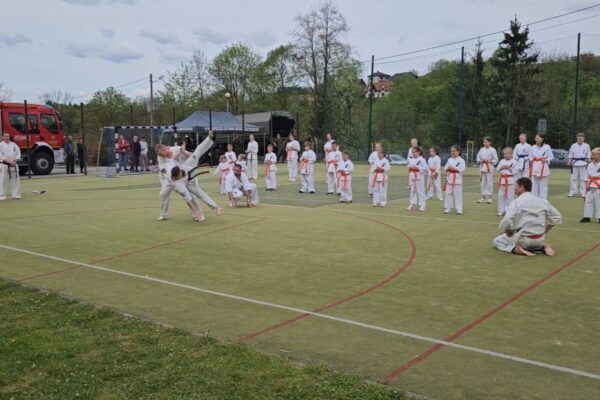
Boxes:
[235,111,295,138]
[164,111,259,135]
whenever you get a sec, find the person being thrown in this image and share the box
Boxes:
[225,163,259,208]
[493,177,562,257]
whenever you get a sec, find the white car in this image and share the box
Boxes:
[386,154,408,166]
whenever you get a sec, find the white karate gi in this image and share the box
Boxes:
[0,140,21,200]
[476,146,499,197]
[368,151,378,195]
[264,152,277,190]
[529,144,553,199]
[225,151,237,170]
[174,136,218,212]
[246,140,259,180]
[493,192,562,253]
[426,155,443,200]
[286,140,300,181]
[324,140,333,181]
[157,145,183,219]
[513,142,531,180]
[325,150,342,194]
[444,156,466,213]
[496,158,517,215]
[372,158,390,207]
[583,161,600,219]
[225,171,259,206]
[338,159,354,202]
[408,156,428,208]
[299,150,316,193]
[568,142,591,197]
[214,162,231,194]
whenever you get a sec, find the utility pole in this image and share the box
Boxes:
[571,33,581,142]
[80,103,87,175]
[459,46,465,147]
[24,100,31,179]
[149,73,154,146]
[368,55,374,154]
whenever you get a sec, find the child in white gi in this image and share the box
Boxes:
[325,141,342,195]
[0,133,21,201]
[338,151,354,203]
[580,147,600,223]
[225,143,237,169]
[299,142,316,193]
[514,133,531,180]
[237,153,247,173]
[567,132,591,197]
[214,155,231,194]
[286,133,300,182]
[476,136,498,204]
[225,164,259,208]
[368,142,382,196]
[496,147,517,217]
[323,132,333,182]
[426,146,443,201]
[264,144,277,191]
[245,134,259,180]
[407,146,428,211]
[444,145,466,215]
[372,150,390,207]
[529,133,553,200]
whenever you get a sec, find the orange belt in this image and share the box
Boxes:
[527,233,544,240]
[219,168,229,185]
[427,168,437,192]
[497,174,513,198]
[328,160,338,171]
[338,172,349,191]
[481,160,492,173]
[372,171,386,188]
[529,157,546,180]
[265,162,272,176]
[301,158,310,174]
[586,176,600,191]
[443,171,458,192]
[409,167,420,192]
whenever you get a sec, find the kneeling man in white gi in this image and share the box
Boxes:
[225,164,259,208]
[493,177,562,257]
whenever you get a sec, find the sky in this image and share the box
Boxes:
[1,0,599,103]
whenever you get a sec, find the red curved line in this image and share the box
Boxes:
[382,241,600,383]
[241,215,417,342]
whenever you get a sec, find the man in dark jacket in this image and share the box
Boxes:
[64,136,75,174]
[132,136,141,172]
[77,137,86,173]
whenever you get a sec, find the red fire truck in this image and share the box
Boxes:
[0,102,65,175]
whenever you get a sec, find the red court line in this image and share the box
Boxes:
[383,241,600,383]
[0,206,156,222]
[240,215,417,342]
[18,217,266,282]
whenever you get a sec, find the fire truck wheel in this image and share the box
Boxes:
[30,151,54,175]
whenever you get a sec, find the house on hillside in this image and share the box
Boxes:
[363,70,418,98]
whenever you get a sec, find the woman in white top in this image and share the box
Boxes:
[528,133,553,200]
[323,132,333,182]
[368,142,382,196]
[245,134,259,180]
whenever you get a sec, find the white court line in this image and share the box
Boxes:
[1,243,599,381]
[262,203,599,234]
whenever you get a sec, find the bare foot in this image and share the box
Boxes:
[543,244,556,257]
[514,244,535,257]
[216,207,222,216]
[194,211,205,222]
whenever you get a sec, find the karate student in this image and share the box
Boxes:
[237,153,247,173]
[580,147,600,223]
[264,144,277,191]
[155,142,185,220]
[338,151,354,203]
[323,132,333,181]
[493,177,562,257]
[372,150,390,207]
[529,133,553,199]
[225,164,259,208]
[406,138,419,162]
[170,167,212,222]
[426,146,443,201]
[476,136,498,204]
[171,132,222,220]
[444,145,466,215]
[299,142,316,193]
[214,155,231,194]
[325,141,342,195]
[368,142,382,196]
[246,134,259,180]
[225,143,237,169]
[567,132,592,197]
[496,147,517,217]
[514,133,531,180]
[0,133,21,201]
[286,133,300,182]
[407,146,428,211]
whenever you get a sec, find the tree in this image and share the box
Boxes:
[0,82,12,101]
[87,87,131,127]
[38,90,74,106]
[490,16,540,146]
[291,1,353,136]
[209,43,261,114]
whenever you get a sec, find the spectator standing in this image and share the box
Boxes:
[77,137,86,173]
[116,134,129,173]
[64,136,75,174]
[139,137,149,171]
[132,136,141,172]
